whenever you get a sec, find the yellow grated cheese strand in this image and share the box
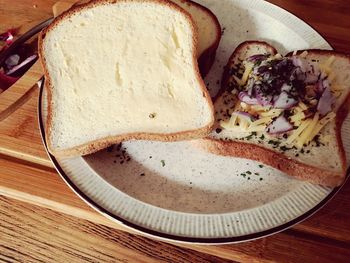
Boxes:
[290,112,306,123]
[297,112,320,147]
[324,55,335,68]
[260,109,283,117]
[250,105,270,112]
[240,63,254,86]
[247,125,266,132]
[250,117,272,127]
[298,102,308,111]
[233,75,243,86]
[286,119,311,145]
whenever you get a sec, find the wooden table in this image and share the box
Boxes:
[1,0,350,262]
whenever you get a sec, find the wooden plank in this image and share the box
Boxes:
[0,0,56,33]
[0,195,230,263]
[1,156,350,262]
[0,88,52,167]
[0,61,43,121]
[267,0,350,53]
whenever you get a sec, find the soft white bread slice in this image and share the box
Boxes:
[39,0,214,158]
[197,41,350,187]
[170,0,221,77]
[65,0,222,77]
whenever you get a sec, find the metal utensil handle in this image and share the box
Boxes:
[0,17,54,66]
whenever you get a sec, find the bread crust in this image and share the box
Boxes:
[198,42,350,187]
[183,0,221,77]
[38,0,214,158]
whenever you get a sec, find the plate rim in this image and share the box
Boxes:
[37,0,349,244]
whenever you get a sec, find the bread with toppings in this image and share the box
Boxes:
[196,41,350,187]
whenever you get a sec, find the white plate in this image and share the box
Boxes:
[38,0,350,244]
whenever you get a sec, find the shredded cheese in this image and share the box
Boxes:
[298,102,308,111]
[240,62,254,86]
[247,125,266,132]
[250,117,272,127]
[319,55,335,76]
[290,112,306,123]
[286,119,311,145]
[296,112,320,147]
[240,102,250,110]
[250,105,270,113]
[233,62,254,87]
[260,109,283,117]
[324,55,336,68]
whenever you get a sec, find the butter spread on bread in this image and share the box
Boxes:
[198,41,350,187]
[39,0,214,158]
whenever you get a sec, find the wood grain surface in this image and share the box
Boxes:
[0,0,350,262]
[1,155,350,262]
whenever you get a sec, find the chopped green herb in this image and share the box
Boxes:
[259,164,264,168]
[161,160,166,167]
[259,134,265,140]
[246,171,252,175]
[254,172,259,175]
[260,178,263,181]
[149,113,157,119]
[280,146,292,152]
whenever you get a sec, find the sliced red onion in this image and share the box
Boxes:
[247,54,268,62]
[315,79,330,95]
[232,111,257,122]
[266,115,293,134]
[6,54,37,76]
[255,86,273,106]
[305,73,319,85]
[273,91,298,109]
[281,83,292,92]
[292,57,308,72]
[5,54,20,68]
[238,91,259,105]
[317,87,335,116]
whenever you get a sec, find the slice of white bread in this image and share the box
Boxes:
[65,0,222,77]
[170,0,221,77]
[197,41,350,187]
[39,0,214,158]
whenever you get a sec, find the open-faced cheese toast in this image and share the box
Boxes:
[197,41,350,187]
